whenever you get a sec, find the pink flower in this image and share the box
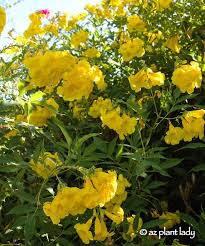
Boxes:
[39,9,50,17]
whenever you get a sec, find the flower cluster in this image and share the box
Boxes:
[23,50,77,91]
[172,62,202,94]
[43,169,130,226]
[129,68,165,93]
[165,110,205,145]
[89,97,137,139]
[57,60,106,101]
[119,38,145,61]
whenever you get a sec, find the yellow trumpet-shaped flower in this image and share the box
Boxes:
[172,61,202,94]
[164,122,184,145]
[159,211,180,229]
[165,35,181,53]
[74,217,93,244]
[94,212,112,241]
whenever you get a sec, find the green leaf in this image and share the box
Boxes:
[33,140,44,163]
[161,158,183,169]
[178,142,205,150]
[180,213,200,231]
[24,215,36,241]
[143,219,167,229]
[53,118,72,150]
[75,133,100,151]
[108,136,118,156]
[8,205,35,215]
[191,164,205,172]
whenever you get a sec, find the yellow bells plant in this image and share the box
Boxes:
[0,6,6,35]
[172,61,202,94]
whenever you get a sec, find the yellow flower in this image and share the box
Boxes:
[165,35,181,53]
[86,169,118,207]
[164,122,184,145]
[0,6,6,35]
[172,61,202,94]
[23,51,77,90]
[89,97,113,118]
[27,98,59,126]
[24,12,44,38]
[127,15,146,33]
[104,205,124,224]
[182,110,205,141]
[159,211,180,229]
[119,38,145,61]
[44,24,59,36]
[30,152,62,179]
[129,68,165,93]
[94,212,111,241]
[155,0,172,10]
[58,13,68,29]
[91,66,107,90]
[101,108,137,140]
[123,215,143,241]
[70,30,89,48]
[83,47,101,58]
[57,60,94,101]
[74,217,93,244]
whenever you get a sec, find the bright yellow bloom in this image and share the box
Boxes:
[182,110,205,141]
[57,60,94,101]
[155,0,172,10]
[27,98,59,126]
[101,108,137,140]
[89,97,113,118]
[91,66,107,90]
[74,217,93,244]
[24,12,44,38]
[0,6,6,35]
[123,215,143,241]
[159,211,180,229]
[44,24,59,36]
[85,169,118,207]
[172,61,202,94]
[94,213,111,241]
[119,38,145,61]
[166,35,181,53]
[70,30,89,48]
[23,51,77,90]
[83,47,101,58]
[127,15,146,33]
[104,205,124,224]
[129,68,165,93]
[30,152,63,179]
[164,123,184,145]
[58,13,68,29]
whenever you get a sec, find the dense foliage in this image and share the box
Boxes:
[0,0,205,245]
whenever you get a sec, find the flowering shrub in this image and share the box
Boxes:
[0,0,205,245]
